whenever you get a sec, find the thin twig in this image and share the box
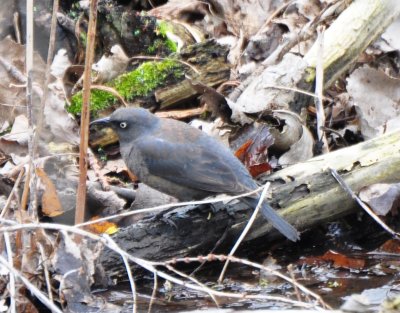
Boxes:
[59,268,79,310]
[147,273,158,313]
[0,168,24,218]
[264,85,332,101]
[37,242,54,304]
[26,0,36,218]
[76,185,265,228]
[166,254,331,309]
[315,26,329,153]
[330,168,400,238]
[190,227,229,276]
[13,12,21,44]
[105,234,137,313]
[124,251,137,313]
[165,265,220,308]
[0,255,63,313]
[91,85,129,107]
[218,182,270,282]
[0,102,26,108]
[0,57,26,83]
[288,264,302,303]
[75,0,99,225]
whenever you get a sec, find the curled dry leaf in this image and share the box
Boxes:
[51,49,71,80]
[270,111,314,166]
[1,115,29,145]
[36,167,64,218]
[92,45,130,83]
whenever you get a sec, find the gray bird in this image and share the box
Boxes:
[91,108,300,241]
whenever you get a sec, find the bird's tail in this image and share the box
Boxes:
[244,197,300,242]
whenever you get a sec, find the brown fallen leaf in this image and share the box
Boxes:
[322,250,365,270]
[378,239,400,254]
[85,216,118,235]
[36,167,64,217]
[234,125,274,177]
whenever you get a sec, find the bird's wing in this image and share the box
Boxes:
[135,136,255,195]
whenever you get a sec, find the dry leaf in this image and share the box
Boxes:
[347,66,400,139]
[36,167,64,217]
[359,183,400,216]
[322,250,365,270]
[85,217,119,235]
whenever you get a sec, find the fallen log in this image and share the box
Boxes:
[99,130,400,277]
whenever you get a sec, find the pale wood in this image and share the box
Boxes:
[304,0,400,87]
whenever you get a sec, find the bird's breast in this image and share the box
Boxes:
[120,144,149,180]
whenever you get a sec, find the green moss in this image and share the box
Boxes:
[165,37,178,53]
[157,20,170,37]
[147,39,165,54]
[68,59,184,115]
[155,20,178,53]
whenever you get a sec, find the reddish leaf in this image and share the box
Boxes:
[234,125,274,177]
[378,239,400,253]
[249,163,272,177]
[235,139,253,161]
[322,250,365,269]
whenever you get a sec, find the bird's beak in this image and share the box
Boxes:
[90,116,111,127]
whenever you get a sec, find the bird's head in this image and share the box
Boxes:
[90,107,158,143]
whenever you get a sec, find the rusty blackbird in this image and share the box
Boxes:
[91,108,300,241]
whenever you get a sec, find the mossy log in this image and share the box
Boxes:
[155,40,231,108]
[99,130,400,278]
